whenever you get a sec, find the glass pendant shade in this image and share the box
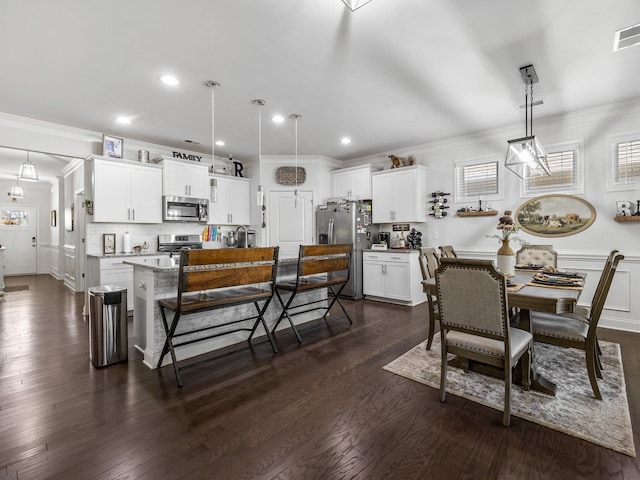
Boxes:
[210,178,218,203]
[342,0,373,11]
[257,185,264,207]
[18,155,38,182]
[505,135,550,179]
[11,175,24,198]
[11,183,24,198]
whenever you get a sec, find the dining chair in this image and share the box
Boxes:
[515,244,557,268]
[418,247,441,350]
[439,245,458,258]
[436,258,533,427]
[527,253,624,400]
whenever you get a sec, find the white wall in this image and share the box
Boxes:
[345,98,640,331]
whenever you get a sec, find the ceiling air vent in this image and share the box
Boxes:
[614,23,640,51]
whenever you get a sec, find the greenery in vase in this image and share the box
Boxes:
[486,210,528,246]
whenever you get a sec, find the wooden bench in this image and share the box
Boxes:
[157,246,279,386]
[271,244,352,343]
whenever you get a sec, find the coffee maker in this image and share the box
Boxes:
[375,232,391,245]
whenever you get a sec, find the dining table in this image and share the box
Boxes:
[423,268,584,396]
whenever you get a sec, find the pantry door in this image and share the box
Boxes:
[268,190,314,258]
[0,204,38,275]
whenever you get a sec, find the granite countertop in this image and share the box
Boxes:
[364,248,417,254]
[87,251,169,259]
[124,253,300,273]
[123,256,179,271]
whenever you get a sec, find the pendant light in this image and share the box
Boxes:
[253,99,266,207]
[505,64,550,179]
[206,80,220,203]
[290,114,302,208]
[10,175,24,198]
[342,0,373,11]
[18,151,38,182]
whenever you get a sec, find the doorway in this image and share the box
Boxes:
[268,190,314,257]
[0,204,38,275]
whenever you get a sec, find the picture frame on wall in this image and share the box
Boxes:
[515,194,596,237]
[102,134,123,159]
[103,234,116,255]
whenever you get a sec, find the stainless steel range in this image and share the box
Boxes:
[158,234,203,255]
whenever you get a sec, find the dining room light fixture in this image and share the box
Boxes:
[253,99,267,207]
[10,175,24,198]
[206,80,221,203]
[504,64,550,180]
[18,151,39,182]
[342,0,373,11]
[290,114,302,208]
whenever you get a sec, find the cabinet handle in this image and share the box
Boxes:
[188,185,192,196]
[127,208,131,221]
[132,209,135,221]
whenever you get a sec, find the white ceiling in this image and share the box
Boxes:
[1,0,640,175]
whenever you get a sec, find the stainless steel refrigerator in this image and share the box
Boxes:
[317,200,377,300]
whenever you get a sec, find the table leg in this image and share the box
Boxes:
[518,308,557,396]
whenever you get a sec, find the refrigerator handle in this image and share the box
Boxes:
[328,218,334,244]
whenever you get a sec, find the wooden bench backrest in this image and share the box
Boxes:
[298,244,352,277]
[179,247,279,293]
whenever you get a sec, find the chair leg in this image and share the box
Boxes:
[586,347,603,400]
[440,331,447,403]
[520,345,532,391]
[503,362,512,427]
[426,295,436,351]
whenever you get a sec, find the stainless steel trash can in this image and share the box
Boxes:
[89,285,128,367]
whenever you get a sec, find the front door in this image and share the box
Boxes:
[0,204,38,275]
[268,190,314,258]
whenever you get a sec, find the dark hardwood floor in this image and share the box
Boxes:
[1,274,639,479]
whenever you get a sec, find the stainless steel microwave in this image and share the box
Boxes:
[163,196,208,222]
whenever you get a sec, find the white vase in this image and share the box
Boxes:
[496,239,515,277]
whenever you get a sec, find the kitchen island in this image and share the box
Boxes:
[124,255,327,369]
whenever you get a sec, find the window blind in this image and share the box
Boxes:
[526,149,577,192]
[615,140,640,184]
[456,161,498,198]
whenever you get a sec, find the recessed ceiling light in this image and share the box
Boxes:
[341,137,352,145]
[161,75,179,86]
[116,117,132,125]
[215,140,225,146]
[272,115,284,124]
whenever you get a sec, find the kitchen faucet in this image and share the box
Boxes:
[235,225,248,248]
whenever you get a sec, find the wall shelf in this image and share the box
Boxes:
[614,215,640,222]
[457,210,499,217]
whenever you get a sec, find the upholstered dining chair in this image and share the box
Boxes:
[436,258,533,427]
[418,247,441,350]
[439,245,457,258]
[527,253,624,400]
[515,244,557,268]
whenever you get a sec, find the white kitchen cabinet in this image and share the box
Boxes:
[363,251,426,306]
[87,156,163,223]
[86,256,134,310]
[331,164,377,199]
[371,165,428,223]
[208,175,251,225]
[161,159,210,199]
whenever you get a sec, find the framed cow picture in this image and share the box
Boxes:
[515,194,596,237]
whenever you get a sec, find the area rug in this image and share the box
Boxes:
[384,338,636,457]
[3,285,29,292]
